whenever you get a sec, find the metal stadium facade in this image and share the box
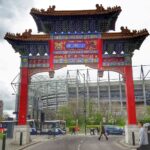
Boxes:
[11,65,150,120]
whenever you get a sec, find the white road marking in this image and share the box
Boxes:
[80,140,83,143]
[77,140,84,150]
[77,144,81,150]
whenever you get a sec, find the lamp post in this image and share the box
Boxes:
[12,93,19,121]
[76,71,87,135]
[83,73,87,135]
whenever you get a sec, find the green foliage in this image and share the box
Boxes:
[101,112,126,126]
[139,118,150,123]
[115,117,125,126]
[86,125,100,128]
[56,103,79,127]
[68,126,76,132]
[0,133,5,140]
[56,101,126,129]
[138,106,150,123]
[0,116,4,122]
[87,113,102,125]
[138,116,150,124]
[67,119,76,127]
[78,115,85,126]
[146,106,150,115]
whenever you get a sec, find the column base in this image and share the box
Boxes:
[12,125,31,145]
[125,125,139,145]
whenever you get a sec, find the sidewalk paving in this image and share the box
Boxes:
[115,138,138,150]
[5,135,49,150]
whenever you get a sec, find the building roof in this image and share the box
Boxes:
[4,27,149,41]
[30,4,121,33]
[4,27,149,58]
[30,4,121,16]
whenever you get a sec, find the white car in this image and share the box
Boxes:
[144,123,150,127]
[144,123,150,131]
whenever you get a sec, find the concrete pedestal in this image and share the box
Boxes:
[12,125,31,145]
[125,125,139,145]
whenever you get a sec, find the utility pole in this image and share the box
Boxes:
[86,69,90,117]
[55,81,58,112]
[119,74,123,113]
[83,73,87,135]
[97,73,100,112]
[76,70,79,114]
[141,65,147,106]
[108,71,111,113]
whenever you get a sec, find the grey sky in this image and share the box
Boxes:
[0,0,150,112]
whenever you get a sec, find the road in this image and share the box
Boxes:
[25,135,132,150]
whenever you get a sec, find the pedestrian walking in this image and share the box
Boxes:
[72,127,76,135]
[90,128,95,135]
[98,124,108,141]
[137,121,149,150]
[96,127,100,135]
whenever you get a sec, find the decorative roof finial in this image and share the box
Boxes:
[96,4,105,12]
[22,29,32,37]
[47,5,55,12]
[120,26,131,34]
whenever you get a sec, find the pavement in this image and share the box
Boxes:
[5,135,49,150]
[118,138,139,150]
[3,134,139,150]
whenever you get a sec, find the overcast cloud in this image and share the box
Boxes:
[0,0,150,112]
[0,0,35,39]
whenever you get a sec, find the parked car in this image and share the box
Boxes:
[144,123,150,127]
[48,128,66,135]
[105,125,124,135]
[144,123,150,131]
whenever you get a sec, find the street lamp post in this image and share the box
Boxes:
[77,71,87,135]
[83,73,87,135]
[12,93,19,121]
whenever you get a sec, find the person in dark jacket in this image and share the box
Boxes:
[72,127,76,135]
[90,128,95,135]
[98,124,108,141]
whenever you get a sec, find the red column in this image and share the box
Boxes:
[97,38,103,69]
[124,66,137,125]
[49,40,54,70]
[18,67,29,125]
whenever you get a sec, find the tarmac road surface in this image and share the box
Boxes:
[25,135,133,150]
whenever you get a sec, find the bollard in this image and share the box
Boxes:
[2,134,6,150]
[132,132,135,146]
[20,132,23,146]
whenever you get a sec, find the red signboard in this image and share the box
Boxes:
[53,39,100,64]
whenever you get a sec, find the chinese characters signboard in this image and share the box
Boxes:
[53,39,99,64]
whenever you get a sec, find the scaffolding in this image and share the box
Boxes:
[11,65,150,119]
